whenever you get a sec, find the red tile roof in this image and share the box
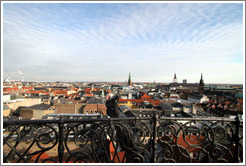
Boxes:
[140,93,152,99]
[238,99,243,104]
[118,98,160,105]
[30,152,50,163]
[22,86,34,90]
[92,88,101,91]
[176,135,205,153]
[109,141,126,163]
[84,88,91,93]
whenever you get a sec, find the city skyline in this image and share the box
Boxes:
[2,2,245,84]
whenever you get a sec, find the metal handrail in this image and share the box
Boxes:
[3,116,240,125]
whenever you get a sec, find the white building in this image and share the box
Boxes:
[170,93,180,98]
[133,84,143,89]
[188,94,209,103]
[3,95,11,102]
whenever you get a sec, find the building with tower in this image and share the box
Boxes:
[198,73,204,94]
[159,73,206,93]
[173,73,178,83]
[128,72,132,87]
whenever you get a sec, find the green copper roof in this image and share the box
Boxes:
[235,93,243,98]
[214,87,233,90]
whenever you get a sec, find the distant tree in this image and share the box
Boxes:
[180,92,190,100]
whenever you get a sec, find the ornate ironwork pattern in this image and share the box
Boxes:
[3,122,58,163]
[3,116,243,163]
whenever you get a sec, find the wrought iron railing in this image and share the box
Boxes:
[3,115,243,163]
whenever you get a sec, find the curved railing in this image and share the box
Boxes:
[3,115,243,163]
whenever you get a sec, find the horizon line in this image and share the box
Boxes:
[2,80,243,85]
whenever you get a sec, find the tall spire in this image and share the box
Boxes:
[199,73,204,86]
[173,73,178,83]
[128,72,132,86]
[199,73,204,94]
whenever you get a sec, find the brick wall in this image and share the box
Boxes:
[33,109,55,119]
[83,104,107,115]
[19,109,33,119]
[54,103,85,114]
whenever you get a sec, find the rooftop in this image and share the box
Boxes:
[28,104,52,110]
[189,94,204,100]
[87,97,105,104]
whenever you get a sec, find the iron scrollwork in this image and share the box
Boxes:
[3,116,243,163]
[3,123,58,163]
[156,118,242,163]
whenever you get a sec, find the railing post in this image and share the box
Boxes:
[151,113,158,163]
[58,118,65,163]
[234,114,240,163]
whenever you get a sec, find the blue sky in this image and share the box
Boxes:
[2,2,244,84]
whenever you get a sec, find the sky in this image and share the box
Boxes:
[2,2,244,84]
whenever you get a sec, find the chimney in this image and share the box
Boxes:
[192,104,196,115]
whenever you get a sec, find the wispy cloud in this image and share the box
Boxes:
[3,3,244,83]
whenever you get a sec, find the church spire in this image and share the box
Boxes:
[173,73,178,83]
[128,72,132,86]
[199,73,204,86]
[199,73,204,94]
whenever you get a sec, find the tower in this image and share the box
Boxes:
[198,73,204,94]
[101,90,105,98]
[173,73,178,83]
[128,72,132,86]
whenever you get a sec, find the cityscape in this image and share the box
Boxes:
[2,2,244,164]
